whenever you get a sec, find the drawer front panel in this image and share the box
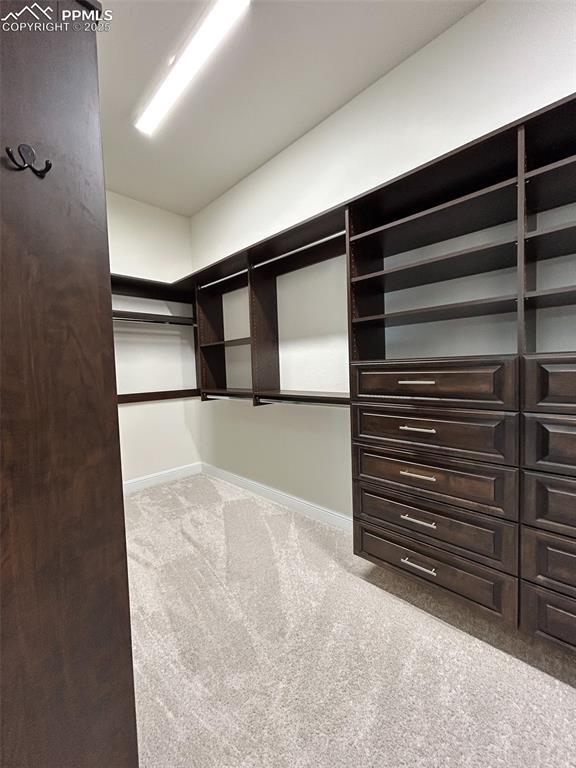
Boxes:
[355,483,518,573]
[524,355,576,414]
[352,404,518,464]
[521,583,576,651]
[522,472,576,538]
[351,357,517,410]
[354,444,518,520]
[523,414,576,477]
[355,522,517,624]
[522,528,576,598]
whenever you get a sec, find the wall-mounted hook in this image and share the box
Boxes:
[5,144,52,178]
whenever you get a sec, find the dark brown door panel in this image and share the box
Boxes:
[352,404,518,464]
[522,471,576,538]
[523,414,576,477]
[521,583,576,651]
[522,528,576,598]
[524,355,576,414]
[354,522,518,625]
[351,356,518,410]
[353,444,519,520]
[1,6,138,766]
[355,483,518,573]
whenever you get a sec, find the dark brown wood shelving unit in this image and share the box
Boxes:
[111,94,576,651]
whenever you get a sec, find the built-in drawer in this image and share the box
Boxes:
[521,582,576,652]
[523,414,576,477]
[354,521,518,625]
[351,357,518,410]
[524,354,576,414]
[353,444,519,520]
[522,528,576,599]
[352,404,518,465]
[522,472,576,538]
[355,483,518,573]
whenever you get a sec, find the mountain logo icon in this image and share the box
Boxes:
[1,3,53,21]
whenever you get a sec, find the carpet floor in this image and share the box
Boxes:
[125,474,576,768]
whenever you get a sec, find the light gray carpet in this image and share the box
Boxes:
[125,474,576,768]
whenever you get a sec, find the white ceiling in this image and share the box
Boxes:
[98,0,482,216]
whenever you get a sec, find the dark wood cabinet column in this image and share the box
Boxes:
[1,3,139,766]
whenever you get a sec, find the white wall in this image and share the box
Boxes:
[107,191,202,482]
[184,0,576,517]
[187,1,576,265]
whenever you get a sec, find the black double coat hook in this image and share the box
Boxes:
[5,144,52,178]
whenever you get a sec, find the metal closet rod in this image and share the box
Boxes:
[258,398,349,409]
[251,230,346,270]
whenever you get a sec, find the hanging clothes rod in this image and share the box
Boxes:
[258,398,349,409]
[252,230,346,270]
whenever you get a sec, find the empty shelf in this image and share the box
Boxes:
[351,239,517,292]
[352,296,518,328]
[525,222,576,262]
[200,337,251,348]
[111,273,192,302]
[113,310,196,326]
[526,154,576,213]
[257,390,350,405]
[118,389,200,404]
[525,286,576,309]
[350,178,518,257]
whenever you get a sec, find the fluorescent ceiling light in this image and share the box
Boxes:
[135,0,251,136]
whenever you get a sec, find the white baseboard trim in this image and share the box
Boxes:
[202,463,353,533]
[123,462,203,495]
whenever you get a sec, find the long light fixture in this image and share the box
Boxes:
[135,0,251,136]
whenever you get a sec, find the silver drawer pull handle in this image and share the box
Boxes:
[401,557,437,576]
[400,470,437,482]
[397,380,436,385]
[400,513,437,529]
[399,425,437,434]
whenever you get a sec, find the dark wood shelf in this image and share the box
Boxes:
[117,389,200,404]
[257,389,350,405]
[526,154,576,213]
[111,273,192,302]
[353,295,517,328]
[525,286,576,310]
[350,178,517,258]
[113,310,196,326]
[351,239,517,292]
[200,337,251,348]
[203,388,253,399]
[525,222,576,262]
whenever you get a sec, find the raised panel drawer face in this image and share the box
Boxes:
[524,355,576,414]
[523,414,576,477]
[354,522,518,625]
[522,472,576,538]
[522,528,576,599]
[355,484,518,573]
[351,357,517,410]
[521,583,576,651]
[352,404,518,465]
[353,444,518,520]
